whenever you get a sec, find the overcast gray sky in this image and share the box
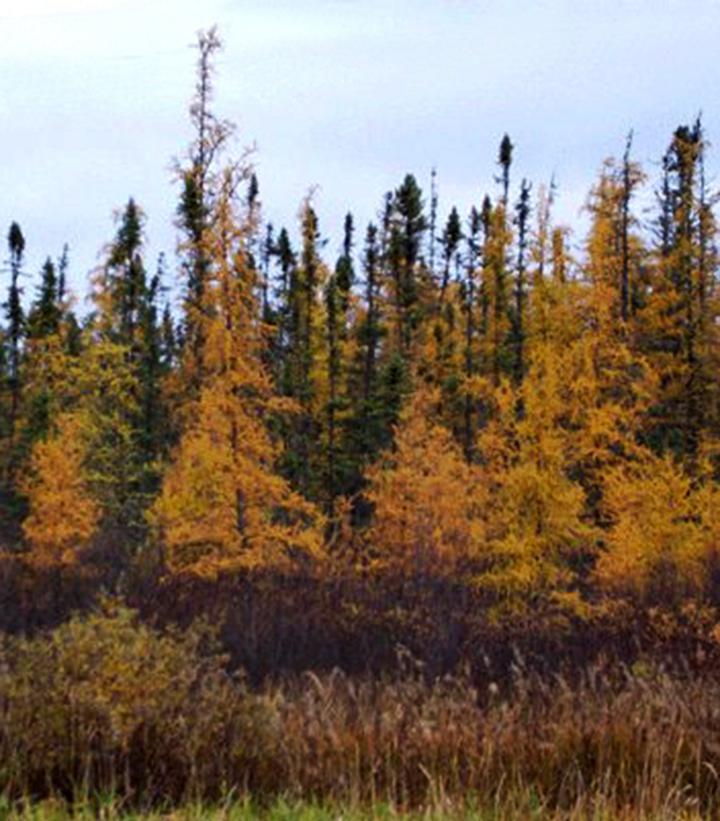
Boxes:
[2,0,720,301]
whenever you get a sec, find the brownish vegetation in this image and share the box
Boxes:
[1,606,720,817]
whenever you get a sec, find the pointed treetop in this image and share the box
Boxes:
[8,222,25,262]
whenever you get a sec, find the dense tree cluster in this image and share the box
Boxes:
[3,29,720,628]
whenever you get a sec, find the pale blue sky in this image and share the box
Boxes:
[2,0,720,300]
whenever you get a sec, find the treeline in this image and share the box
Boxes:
[2,28,720,651]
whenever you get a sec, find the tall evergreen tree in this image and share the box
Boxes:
[481,199,512,386]
[86,201,167,536]
[4,222,26,441]
[27,258,61,341]
[345,222,390,492]
[644,120,719,467]
[428,166,439,279]
[512,179,531,386]
[462,206,482,460]
[278,200,326,498]
[497,134,514,208]
[439,206,462,302]
[388,175,427,357]
[335,213,355,314]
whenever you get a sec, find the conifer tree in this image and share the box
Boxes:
[95,199,147,348]
[160,299,178,371]
[324,272,341,516]
[277,199,327,498]
[57,244,69,304]
[481,200,513,386]
[497,134,514,208]
[27,258,61,340]
[585,145,645,325]
[151,169,323,576]
[137,266,168,479]
[461,206,482,460]
[511,179,531,386]
[21,413,99,567]
[18,257,75,454]
[388,175,427,357]
[73,339,144,537]
[335,213,355,314]
[428,167,439,280]
[176,26,234,385]
[345,222,389,493]
[269,226,294,382]
[322,215,357,515]
[366,388,486,574]
[439,206,462,302]
[4,222,26,443]
[92,200,167,510]
[260,221,274,323]
[643,120,719,466]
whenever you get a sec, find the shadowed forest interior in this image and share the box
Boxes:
[4,26,720,818]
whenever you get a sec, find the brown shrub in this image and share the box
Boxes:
[2,606,720,815]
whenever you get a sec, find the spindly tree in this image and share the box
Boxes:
[3,223,26,451]
[461,205,483,460]
[105,202,167,463]
[387,174,427,358]
[511,179,531,386]
[481,199,513,387]
[439,206,462,301]
[26,258,61,341]
[278,197,328,498]
[642,121,720,467]
[585,141,646,325]
[344,222,391,501]
[15,256,69,454]
[497,133,514,208]
[175,26,234,389]
[323,221,357,516]
[150,169,323,577]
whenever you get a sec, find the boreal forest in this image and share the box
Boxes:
[4,25,720,820]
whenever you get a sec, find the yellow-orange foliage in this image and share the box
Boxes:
[596,454,719,601]
[150,169,323,577]
[21,414,99,566]
[150,380,322,576]
[366,389,486,573]
[479,354,595,615]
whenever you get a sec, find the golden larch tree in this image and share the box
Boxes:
[150,169,323,578]
[365,388,487,574]
[596,453,720,604]
[21,413,99,566]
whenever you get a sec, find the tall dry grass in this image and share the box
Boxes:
[1,607,720,816]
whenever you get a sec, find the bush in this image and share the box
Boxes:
[0,603,276,806]
[3,605,720,816]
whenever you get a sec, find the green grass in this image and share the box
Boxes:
[0,794,710,821]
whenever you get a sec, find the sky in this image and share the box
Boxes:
[2,0,720,302]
